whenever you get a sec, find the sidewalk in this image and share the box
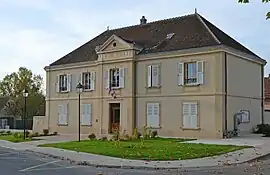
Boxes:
[0,139,270,169]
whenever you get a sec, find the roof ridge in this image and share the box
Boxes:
[195,14,221,45]
[108,13,197,32]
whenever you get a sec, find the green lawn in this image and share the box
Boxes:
[0,135,34,143]
[40,138,248,161]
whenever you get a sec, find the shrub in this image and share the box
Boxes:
[6,131,11,135]
[142,126,150,139]
[151,130,158,138]
[112,128,120,141]
[43,129,49,136]
[253,124,269,134]
[101,136,107,141]
[25,130,30,137]
[88,133,96,140]
[262,125,270,137]
[13,132,23,139]
[32,132,40,137]
[131,128,140,140]
[0,131,5,135]
[120,130,130,141]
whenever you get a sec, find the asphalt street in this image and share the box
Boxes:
[0,147,269,175]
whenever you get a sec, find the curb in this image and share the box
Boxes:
[1,141,269,170]
[24,148,269,170]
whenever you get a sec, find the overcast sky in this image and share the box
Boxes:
[0,0,269,83]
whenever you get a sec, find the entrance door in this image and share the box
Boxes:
[109,103,120,133]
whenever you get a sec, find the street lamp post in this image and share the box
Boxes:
[76,82,83,142]
[22,89,29,140]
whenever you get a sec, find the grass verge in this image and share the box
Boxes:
[0,134,36,143]
[40,138,249,161]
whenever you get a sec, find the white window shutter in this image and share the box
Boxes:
[190,103,198,128]
[197,61,204,84]
[153,103,160,127]
[152,65,160,87]
[56,75,60,92]
[64,104,68,125]
[119,68,125,88]
[67,74,72,92]
[78,73,82,83]
[90,72,95,90]
[82,104,92,125]
[182,103,190,128]
[89,104,92,125]
[81,104,85,125]
[147,65,152,87]
[146,103,153,127]
[105,69,110,89]
[177,63,184,86]
[58,105,62,124]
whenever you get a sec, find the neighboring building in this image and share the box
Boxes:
[263,75,270,124]
[0,96,16,129]
[264,75,270,107]
[44,13,266,139]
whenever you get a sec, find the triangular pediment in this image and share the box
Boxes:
[96,34,136,53]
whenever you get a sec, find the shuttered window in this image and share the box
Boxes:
[81,104,92,126]
[182,102,198,129]
[58,104,68,125]
[147,65,161,87]
[56,74,71,92]
[177,61,204,86]
[146,103,160,128]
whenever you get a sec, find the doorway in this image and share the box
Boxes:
[109,103,120,133]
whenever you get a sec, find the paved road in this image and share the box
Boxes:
[0,147,269,175]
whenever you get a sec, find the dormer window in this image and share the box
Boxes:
[166,33,175,40]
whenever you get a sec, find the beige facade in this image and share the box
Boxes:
[44,34,265,139]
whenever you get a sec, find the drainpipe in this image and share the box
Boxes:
[261,65,264,124]
[100,57,104,135]
[133,51,137,130]
[46,67,51,132]
[224,52,228,137]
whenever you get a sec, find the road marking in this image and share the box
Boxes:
[19,160,61,172]
[0,152,16,156]
[21,165,82,172]
[0,157,29,160]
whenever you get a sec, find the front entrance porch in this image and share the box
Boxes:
[109,103,120,133]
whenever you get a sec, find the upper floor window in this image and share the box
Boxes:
[177,61,204,86]
[82,72,95,91]
[105,68,126,89]
[56,74,71,93]
[185,62,197,84]
[110,68,120,88]
[147,64,161,88]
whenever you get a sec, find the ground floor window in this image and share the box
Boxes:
[58,104,68,125]
[182,102,198,129]
[146,102,160,128]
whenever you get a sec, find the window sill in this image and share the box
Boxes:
[58,123,68,126]
[183,83,200,87]
[147,126,161,129]
[81,124,92,127]
[83,89,94,92]
[241,121,250,124]
[146,86,161,89]
[110,87,123,90]
[59,91,69,93]
[181,127,201,131]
